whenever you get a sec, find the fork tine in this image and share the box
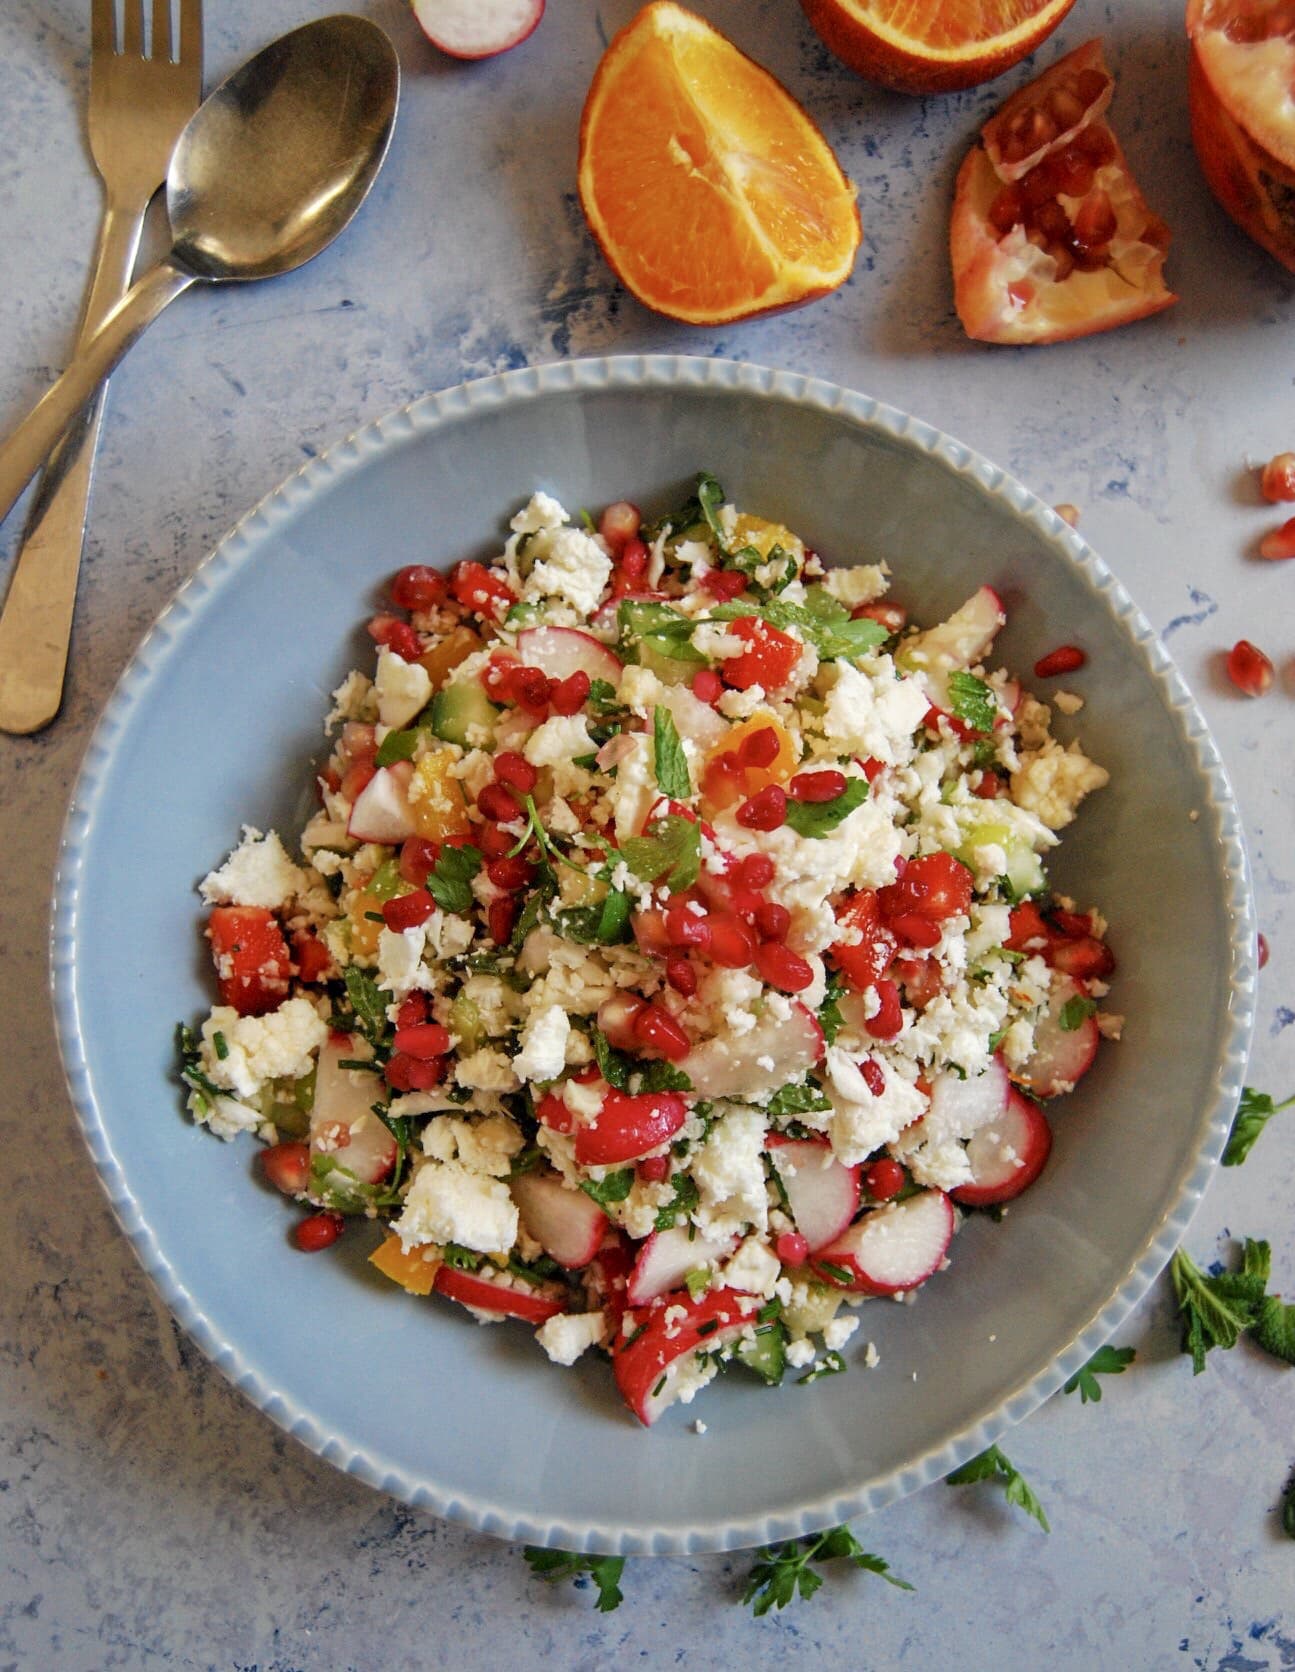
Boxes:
[90,0,116,59]
[151,0,172,61]
[178,0,202,70]
[121,0,143,56]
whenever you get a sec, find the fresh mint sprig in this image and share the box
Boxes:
[1223,1085,1294,1167]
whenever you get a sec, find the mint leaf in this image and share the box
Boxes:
[766,1079,832,1119]
[375,726,421,767]
[621,813,700,895]
[653,1172,700,1230]
[1254,1294,1295,1365]
[1058,995,1097,1032]
[817,974,847,1047]
[1171,1243,1267,1374]
[427,843,482,915]
[947,670,998,734]
[1223,1085,1294,1167]
[554,890,632,947]
[652,706,692,800]
[741,1526,912,1616]
[579,1168,634,1206]
[1062,1344,1136,1403]
[695,472,729,551]
[947,1444,1049,1532]
[523,1547,625,1612]
[783,778,869,838]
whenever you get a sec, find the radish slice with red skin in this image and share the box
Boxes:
[597,992,645,1051]
[926,1055,1010,1135]
[625,1225,738,1306]
[951,1088,1053,1207]
[682,1002,823,1101]
[1018,976,1100,1098]
[516,625,623,683]
[812,1190,955,1296]
[347,761,416,844]
[309,1035,397,1184]
[612,1286,758,1426]
[767,1137,861,1253]
[574,1091,687,1166]
[511,1169,607,1269]
[433,1263,565,1324]
[411,0,544,61]
[898,586,1006,712]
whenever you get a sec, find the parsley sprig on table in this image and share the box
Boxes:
[1223,1085,1294,1167]
[1171,1239,1295,1373]
[946,1445,1050,1531]
[1063,1345,1137,1403]
[740,1526,914,1616]
[522,1547,626,1612]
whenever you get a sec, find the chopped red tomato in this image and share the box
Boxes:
[829,890,898,991]
[206,907,292,1016]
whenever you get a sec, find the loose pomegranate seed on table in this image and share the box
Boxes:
[1226,639,1274,697]
[1260,453,1295,503]
[294,1212,344,1253]
[1259,517,1295,560]
[1034,644,1087,678]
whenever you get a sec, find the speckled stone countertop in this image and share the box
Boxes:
[1,2,1292,1667]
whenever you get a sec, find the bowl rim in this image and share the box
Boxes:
[50,353,1256,1555]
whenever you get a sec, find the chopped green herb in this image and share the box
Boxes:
[1058,995,1097,1032]
[766,1079,832,1119]
[620,813,701,895]
[1171,1239,1287,1374]
[522,1547,625,1613]
[342,967,391,1052]
[741,1525,913,1616]
[508,1253,564,1287]
[1223,1085,1294,1167]
[175,1021,222,1112]
[815,1261,853,1286]
[654,1173,701,1231]
[1062,1344,1136,1403]
[579,1168,635,1207]
[375,726,421,767]
[817,974,847,1047]
[783,778,869,839]
[947,670,998,734]
[635,1061,693,1095]
[796,1350,846,1384]
[592,1028,632,1092]
[442,1243,482,1271]
[587,677,624,716]
[946,1444,1050,1532]
[427,842,483,915]
[555,889,633,947]
[212,1031,229,1061]
[652,706,692,800]
[684,1268,710,1300]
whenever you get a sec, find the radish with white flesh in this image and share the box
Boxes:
[951,1088,1052,1207]
[1019,976,1099,1098]
[926,1054,1010,1134]
[767,1137,860,1253]
[433,1263,565,1324]
[656,684,727,751]
[347,761,416,844]
[613,1287,756,1426]
[683,1002,823,1100]
[898,585,1006,712]
[511,1168,607,1269]
[625,1225,738,1307]
[310,1035,398,1185]
[516,625,622,683]
[411,0,544,60]
[813,1190,954,1296]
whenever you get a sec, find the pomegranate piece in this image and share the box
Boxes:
[260,1140,310,1196]
[767,1137,861,1253]
[1261,454,1295,503]
[951,1088,1053,1207]
[433,1264,565,1325]
[1259,517,1295,560]
[294,1212,344,1252]
[952,40,1176,345]
[612,1287,755,1426]
[812,1190,955,1296]
[1226,638,1274,696]
[830,889,898,991]
[206,906,291,1017]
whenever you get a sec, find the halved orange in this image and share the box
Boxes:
[577,2,860,325]
[800,0,1080,94]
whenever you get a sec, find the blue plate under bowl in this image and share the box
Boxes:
[52,356,1255,1555]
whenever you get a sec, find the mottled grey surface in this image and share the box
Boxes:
[0,1,1292,1668]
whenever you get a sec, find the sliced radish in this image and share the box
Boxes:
[899,586,1006,710]
[812,1190,954,1296]
[767,1137,861,1253]
[516,625,623,682]
[309,1034,397,1184]
[411,0,544,60]
[597,992,645,1051]
[656,683,728,752]
[625,1225,738,1307]
[926,1055,1010,1136]
[612,1286,756,1426]
[573,1091,687,1167]
[511,1168,607,1269]
[347,761,416,843]
[1018,976,1100,1098]
[433,1263,565,1324]
[951,1088,1052,1207]
[683,1002,823,1101]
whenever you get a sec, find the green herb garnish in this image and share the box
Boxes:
[579,1169,635,1207]
[427,842,483,915]
[620,813,701,895]
[947,670,998,734]
[1062,1344,1136,1403]
[782,778,869,839]
[522,1548,625,1613]
[741,1526,913,1616]
[1058,995,1098,1032]
[946,1444,1050,1532]
[1223,1085,1294,1167]
[652,706,692,800]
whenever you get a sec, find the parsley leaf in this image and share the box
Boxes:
[652,706,692,800]
[783,778,869,838]
[714,589,887,662]
[817,974,847,1047]
[741,1526,913,1616]
[1171,1241,1270,1374]
[1058,995,1098,1032]
[522,1547,625,1612]
[374,726,422,767]
[766,1079,832,1119]
[586,677,624,717]
[947,670,998,734]
[653,1173,700,1230]
[175,1021,222,1113]
[592,1028,632,1091]
[579,1168,634,1206]
[342,967,391,1051]
[1062,1344,1136,1403]
[946,1444,1050,1532]
[621,813,701,895]
[1223,1085,1294,1167]
[427,843,483,915]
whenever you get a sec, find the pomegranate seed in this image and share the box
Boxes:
[864,1158,905,1202]
[600,500,641,550]
[665,903,711,949]
[736,853,775,889]
[294,1211,344,1252]
[367,617,422,662]
[478,782,522,822]
[632,1004,691,1062]
[708,913,757,968]
[864,979,904,1039]
[754,941,814,993]
[383,890,435,931]
[988,184,1025,235]
[1259,516,1295,560]
[729,887,764,922]
[738,726,780,768]
[1258,932,1270,970]
[737,785,787,831]
[619,537,649,583]
[1033,644,1087,678]
[1226,639,1274,697]
[861,1058,886,1096]
[702,569,747,601]
[755,900,791,940]
[1076,66,1109,105]
[1050,145,1094,197]
[691,668,723,704]
[551,670,591,716]
[638,1154,671,1184]
[399,836,441,887]
[396,992,428,1030]
[478,822,515,859]
[1260,453,1295,503]
[1072,188,1116,251]
[391,564,446,611]
[1047,84,1086,128]
[384,1051,445,1092]
[775,1231,810,1266]
[393,1022,453,1060]
[514,667,553,714]
[260,1140,310,1196]
[487,855,535,890]
[488,897,517,944]
[1075,122,1116,165]
[666,955,698,996]
[495,752,538,793]
[789,769,847,803]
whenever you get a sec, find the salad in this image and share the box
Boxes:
[178,475,1120,1428]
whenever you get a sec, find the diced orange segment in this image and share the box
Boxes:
[418,626,483,692]
[370,1233,441,1295]
[701,714,797,811]
[408,749,472,841]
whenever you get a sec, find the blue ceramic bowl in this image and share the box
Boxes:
[52,356,1254,1555]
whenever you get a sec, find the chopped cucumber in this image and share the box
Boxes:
[735,1320,787,1385]
[431,678,498,747]
[957,820,1045,899]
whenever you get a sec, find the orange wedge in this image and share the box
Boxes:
[577,2,860,325]
[800,0,1080,93]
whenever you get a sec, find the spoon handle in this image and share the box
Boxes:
[0,260,194,533]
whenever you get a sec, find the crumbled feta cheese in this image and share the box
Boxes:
[327,669,376,728]
[199,998,328,1103]
[693,1107,769,1235]
[525,527,612,617]
[1053,689,1084,715]
[722,1236,781,1297]
[394,1159,518,1253]
[374,647,432,729]
[512,1004,570,1085]
[376,924,430,998]
[455,1048,520,1093]
[510,491,567,536]
[821,563,889,607]
[421,1114,524,1176]
[823,1314,860,1352]
[523,714,598,800]
[199,827,304,911]
[824,1048,929,1165]
[1011,739,1110,830]
[536,1310,607,1366]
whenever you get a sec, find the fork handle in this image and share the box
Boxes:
[0,201,145,734]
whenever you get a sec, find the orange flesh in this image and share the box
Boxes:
[861,0,1073,49]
